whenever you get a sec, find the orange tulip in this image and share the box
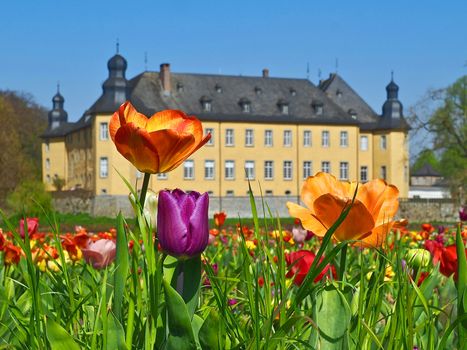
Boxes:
[109,102,211,173]
[287,172,399,246]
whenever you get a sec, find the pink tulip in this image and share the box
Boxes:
[81,239,116,269]
[19,218,39,238]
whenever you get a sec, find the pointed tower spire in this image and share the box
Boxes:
[48,86,68,129]
[382,74,403,119]
[116,38,120,54]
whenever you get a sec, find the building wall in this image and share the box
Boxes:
[357,132,373,183]
[389,131,409,197]
[66,127,93,190]
[42,138,67,191]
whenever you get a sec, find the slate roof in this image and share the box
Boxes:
[319,73,411,131]
[41,114,92,138]
[126,72,358,125]
[411,163,442,177]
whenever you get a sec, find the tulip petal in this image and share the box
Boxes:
[114,123,161,173]
[186,192,209,256]
[157,190,189,256]
[287,202,328,237]
[357,221,393,248]
[313,194,374,241]
[301,172,348,210]
[146,110,203,139]
[110,102,149,142]
[375,185,399,226]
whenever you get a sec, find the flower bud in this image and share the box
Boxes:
[405,248,431,268]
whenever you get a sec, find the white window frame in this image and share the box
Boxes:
[321,130,330,147]
[45,158,50,170]
[245,129,254,147]
[265,130,273,146]
[303,161,312,179]
[205,128,214,145]
[283,161,293,180]
[245,160,255,180]
[381,166,387,180]
[380,135,387,150]
[183,160,194,180]
[339,162,349,180]
[225,129,234,146]
[100,122,109,141]
[321,161,330,173]
[100,157,108,178]
[157,173,168,180]
[360,166,368,182]
[360,135,368,151]
[283,130,292,147]
[225,160,235,180]
[204,160,215,180]
[340,131,348,147]
[303,130,311,147]
[264,161,274,180]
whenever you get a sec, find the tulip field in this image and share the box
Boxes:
[0,104,466,349]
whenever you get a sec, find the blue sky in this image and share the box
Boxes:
[1,0,466,153]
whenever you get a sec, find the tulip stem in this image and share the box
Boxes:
[139,172,151,208]
[338,243,348,284]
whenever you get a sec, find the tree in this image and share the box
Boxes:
[6,180,53,216]
[52,176,66,191]
[409,76,466,202]
[411,148,440,174]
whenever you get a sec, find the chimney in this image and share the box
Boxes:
[160,63,171,95]
[262,68,269,78]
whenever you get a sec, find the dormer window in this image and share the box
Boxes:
[176,82,184,92]
[289,88,296,96]
[215,84,222,93]
[200,96,212,112]
[277,99,289,115]
[336,89,343,98]
[239,98,251,113]
[254,87,262,95]
[312,101,324,115]
[348,109,357,120]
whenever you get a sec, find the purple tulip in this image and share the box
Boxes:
[459,207,467,222]
[157,189,209,258]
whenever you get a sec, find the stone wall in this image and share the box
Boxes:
[52,192,461,223]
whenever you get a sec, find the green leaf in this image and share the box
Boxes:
[198,309,222,350]
[106,312,128,350]
[46,318,80,350]
[114,212,129,321]
[456,223,467,348]
[312,284,351,349]
[175,256,202,319]
[163,279,198,350]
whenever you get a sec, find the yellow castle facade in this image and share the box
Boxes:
[41,54,410,198]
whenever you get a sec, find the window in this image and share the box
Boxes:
[340,131,348,147]
[183,160,194,179]
[245,129,254,146]
[176,82,184,92]
[100,122,109,140]
[226,190,234,196]
[303,161,312,179]
[265,190,273,196]
[215,84,222,93]
[101,188,107,194]
[255,87,262,95]
[321,131,330,147]
[321,161,330,173]
[381,166,387,180]
[281,104,289,115]
[265,130,273,146]
[203,101,212,112]
[283,130,292,147]
[380,135,387,150]
[46,174,51,183]
[245,161,255,179]
[45,158,50,170]
[205,160,214,180]
[100,157,108,178]
[283,161,292,180]
[360,136,368,151]
[45,142,49,152]
[264,161,274,180]
[339,162,349,180]
[312,102,323,115]
[303,130,311,147]
[225,129,234,146]
[225,160,235,179]
[205,128,214,145]
[360,166,368,182]
[157,173,168,180]
[285,190,292,195]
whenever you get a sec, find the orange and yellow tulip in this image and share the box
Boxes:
[109,102,211,173]
[287,172,399,247]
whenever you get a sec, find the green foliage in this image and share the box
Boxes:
[6,180,53,215]
[428,75,467,201]
[411,148,440,173]
[52,176,66,191]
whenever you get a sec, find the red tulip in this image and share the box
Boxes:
[424,240,467,280]
[19,218,39,239]
[214,211,227,227]
[285,250,336,286]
